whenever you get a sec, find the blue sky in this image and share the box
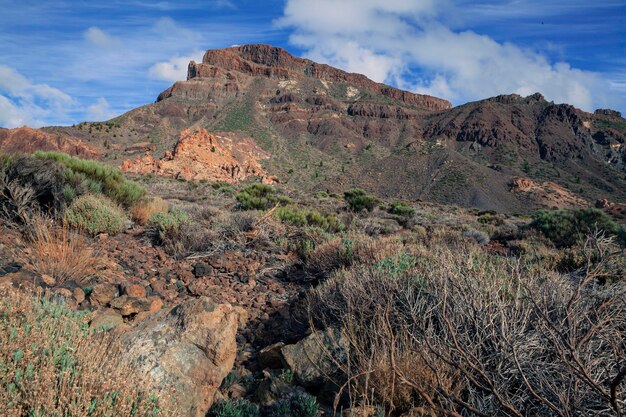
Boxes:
[0,0,624,128]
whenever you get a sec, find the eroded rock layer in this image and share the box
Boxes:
[120,128,274,183]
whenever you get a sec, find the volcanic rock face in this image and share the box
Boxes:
[120,128,274,183]
[0,126,99,158]
[189,44,451,111]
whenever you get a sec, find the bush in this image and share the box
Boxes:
[130,196,169,225]
[65,194,127,236]
[147,210,190,237]
[236,183,291,210]
[145,210,213,259]
[0,154,68,222]
[34,151,145,206]
[18,217,108,285]
[275,206,345,232]
[344,188,380,212]
[267,392,319,417]
[530,208,623,247]
[0,288,172,416]
[208,399,260,417]
[387,201,416,217]
[310,235,626,416]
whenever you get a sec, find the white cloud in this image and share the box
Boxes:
[148,51,204,82]
[86,97,116,121]
[84,27,120,48]
[0,65,73,128]
[277,0,622,111]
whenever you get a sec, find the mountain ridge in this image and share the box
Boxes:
[2,44,625,214]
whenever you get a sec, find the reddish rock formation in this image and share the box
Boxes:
[0,126,100,158]
[121,128,275,183]
[510,177,589,209]
[189,44,451,111]
[596,199,626,223]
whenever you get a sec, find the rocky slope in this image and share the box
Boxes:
[6,44,626,212]
[0,126,99,158]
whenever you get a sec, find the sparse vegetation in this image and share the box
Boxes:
[0,288,171,416]
[209,399,260,417]
[130,196,169,225]
[236,184,291,210]
[344,188,380,212]
[275,205,344,232]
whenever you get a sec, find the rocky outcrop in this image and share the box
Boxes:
[0,126,100,158]
[119,297,239,417]
[121,128,276,183]
[190,44,451,111]
[510,177,589,209]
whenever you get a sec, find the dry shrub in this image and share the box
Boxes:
[0,171,37,227]
[311,234,626,416]
[130,196,169,225]
[18,217,106,285]
[0,288,174,416]
[305,234,405,279]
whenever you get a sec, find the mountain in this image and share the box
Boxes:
[5,44,626,213]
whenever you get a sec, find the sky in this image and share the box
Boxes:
[0,0,624,128]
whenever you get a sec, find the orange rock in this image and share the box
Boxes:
[123,283,147,298]
[121,128,273,183]
[0,126,100,158]
[510,177,589,209]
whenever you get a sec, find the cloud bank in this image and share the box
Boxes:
[0,65,74,128]
[277,0,622,111]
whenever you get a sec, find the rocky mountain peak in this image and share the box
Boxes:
[187,44,452,111]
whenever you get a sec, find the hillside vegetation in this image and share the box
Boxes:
[1,151,625,416]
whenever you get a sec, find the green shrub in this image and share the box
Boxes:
[236,183,291,210]
[344,188,380,212]
[275,206,344,232]
[267,392,319,417]
[34,151,145,206]
[387,201,416,217]
[530,208,623,247]
[208,399,260,417]
[65,194,127,235]
[147,210,190,237]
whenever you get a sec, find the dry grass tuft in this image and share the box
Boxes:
[0,288,174,416]
[130,196,169,225]
[18,217,106,285]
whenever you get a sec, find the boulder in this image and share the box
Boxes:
[110,295,152,316]
[119,297,239,417]
[89,283,118,307]
[122,283,147,298]
[281,327,348,387]
[90,309,124,330]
